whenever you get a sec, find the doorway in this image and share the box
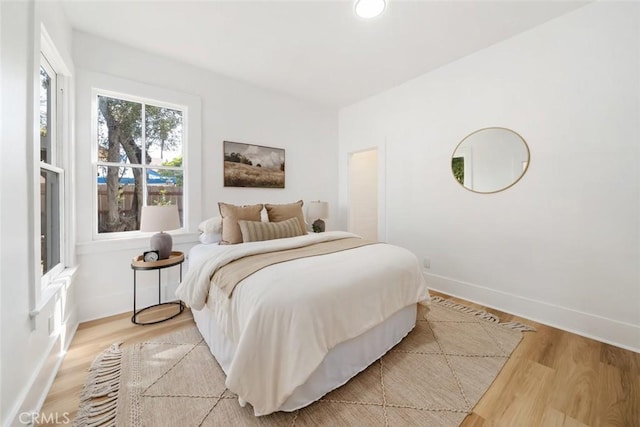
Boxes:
[348,148,378,240]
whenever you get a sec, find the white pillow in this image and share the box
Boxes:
[198,216,222,234]
[199,232,222,245]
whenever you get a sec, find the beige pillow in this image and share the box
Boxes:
[265,200,308,235]
[218,202,264,244]
[238,217,304,243]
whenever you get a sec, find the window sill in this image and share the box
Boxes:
[76,232,199,255]
[30,266,78,318]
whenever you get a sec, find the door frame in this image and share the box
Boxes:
[346,143,386,242]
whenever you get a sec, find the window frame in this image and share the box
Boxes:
[39,51,66,287]
[91,88,188,240]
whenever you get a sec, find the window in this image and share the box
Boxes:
[95,93,185,234]
[40,54,64,281]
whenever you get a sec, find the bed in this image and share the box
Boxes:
[176,230,430,416]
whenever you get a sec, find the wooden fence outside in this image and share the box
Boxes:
[97,185,183,231]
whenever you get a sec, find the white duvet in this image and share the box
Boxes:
[176,231,429,416]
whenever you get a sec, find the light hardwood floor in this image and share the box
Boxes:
[39,293,639,426]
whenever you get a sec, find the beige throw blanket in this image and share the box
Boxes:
[213,237,378,297]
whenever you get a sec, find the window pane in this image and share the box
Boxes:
[95,95,187,236]
[97,166,143,232]
[147,168,184,227]
[97,96,142,164]
[40,67,52,163]
[41,169,60,275]
[145,105,182,165]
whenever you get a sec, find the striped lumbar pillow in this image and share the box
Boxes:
[238,217,304,243]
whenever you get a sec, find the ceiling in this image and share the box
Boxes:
[61,1,588,107]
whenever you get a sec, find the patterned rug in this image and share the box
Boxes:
[75,297,534,426]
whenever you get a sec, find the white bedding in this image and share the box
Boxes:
[177,231,429,416]
[192,301,417,412]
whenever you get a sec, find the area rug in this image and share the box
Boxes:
[75,297,534,426]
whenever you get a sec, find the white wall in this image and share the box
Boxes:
[339,2,639,351]
[72,32,339,322]
[1,1,77,425]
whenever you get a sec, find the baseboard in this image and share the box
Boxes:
[36,309,78,413]
[424,272,640,353]
[6,308,78,427]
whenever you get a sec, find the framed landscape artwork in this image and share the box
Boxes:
[223,141,285,188]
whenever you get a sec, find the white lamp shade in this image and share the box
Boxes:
[140,205,181,232]
[307,201,329,220]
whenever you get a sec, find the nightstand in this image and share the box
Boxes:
[131,251,185,325]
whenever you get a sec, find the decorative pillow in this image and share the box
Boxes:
[264,200,308,235]
[198,232,222,245]
[218,202,264,244]
[238,217,304,243]
[198,216,222,234]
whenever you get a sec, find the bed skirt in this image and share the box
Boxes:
[192,303,417,413]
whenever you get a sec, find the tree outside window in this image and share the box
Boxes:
[96,94,184,233]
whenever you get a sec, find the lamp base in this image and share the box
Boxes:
[150,232,173,259]
[312,219,325,233]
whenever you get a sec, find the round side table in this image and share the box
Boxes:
[131,251,185,325]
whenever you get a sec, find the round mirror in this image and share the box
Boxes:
[451,127,530,194]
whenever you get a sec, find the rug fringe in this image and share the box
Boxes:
[431,296,536,331]
[74,343,122,427]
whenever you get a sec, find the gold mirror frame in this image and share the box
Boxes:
[451,127,530,194]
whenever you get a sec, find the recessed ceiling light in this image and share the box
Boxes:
[354,0,386,19]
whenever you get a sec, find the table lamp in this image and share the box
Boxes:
[140,205,181,259]
[307,201,329,233]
